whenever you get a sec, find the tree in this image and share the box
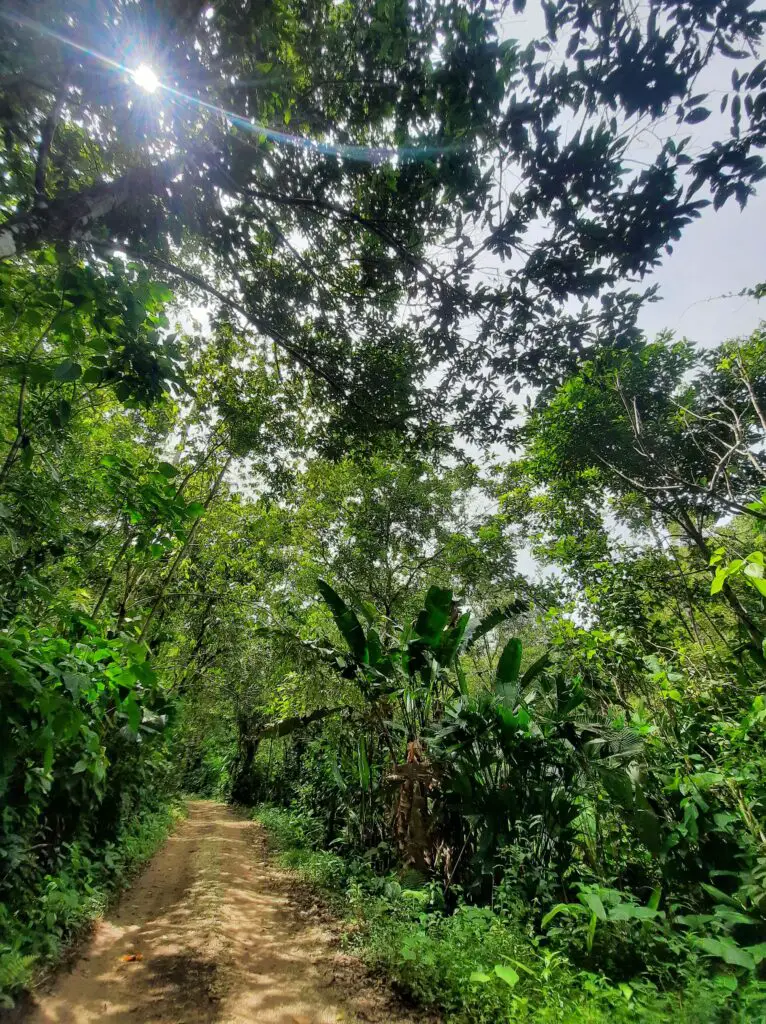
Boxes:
[281,454,521,618]
[503,328,766,650]
[2,1,766,438]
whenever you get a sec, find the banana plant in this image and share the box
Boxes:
[252,582,472,742]
[316,580,471,715]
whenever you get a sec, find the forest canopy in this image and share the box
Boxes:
[1,1,766,1020]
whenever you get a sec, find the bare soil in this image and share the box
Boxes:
[15,801,430,1024]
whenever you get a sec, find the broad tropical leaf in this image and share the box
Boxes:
[495,637,523,705]
[465,598,529,651]
[414,586,453,645]
[317,579,368,663]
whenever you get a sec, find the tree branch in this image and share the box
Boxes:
[0,157,184,260]
[91,240,381,423]
[34,92,65,200]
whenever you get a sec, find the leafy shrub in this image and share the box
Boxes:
[0,802,183,1006]
[255,802,766,1024]
[253,805,348,890]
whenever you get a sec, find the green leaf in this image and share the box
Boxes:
[586,911,598,953]
[414,586,453,646]
[710,570,727,595]
[520,650,551,686]
[493,964,519,987]
[685,107,711,123]
[629,808,662,855]
[456,660,469,696]
[437,611,470,665]
[600,767,635,809]
[53,359,82,382]
[581,892,607,921]
[330,758,347,792]
[62,672,87,699]
[745,942,766,965]
[359,600,379,625]
[495,637,522,702]
[700,883,745,910]
[466,598,528,650]
[608,904,661,922]
[358,735,371,789]
[709,547,726,566]
[505,958,538,979]
[541,903,575,927]
[123,693,141,733]
[317,579,368,663]
[469,971,491,984]
[647,887,662,911]
[366,627,382,667]
[676,914,715,928]
[27,363,53,384]
[693,937,756,970]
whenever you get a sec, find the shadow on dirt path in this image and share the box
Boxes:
[16,801,429,1024]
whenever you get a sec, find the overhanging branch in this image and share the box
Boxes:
[89,241,373,419]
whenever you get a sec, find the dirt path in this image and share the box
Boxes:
[19,802,424,1024]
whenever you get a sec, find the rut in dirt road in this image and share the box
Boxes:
[20,802,423,1024]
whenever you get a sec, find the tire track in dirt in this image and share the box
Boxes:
[17,801,427,1024]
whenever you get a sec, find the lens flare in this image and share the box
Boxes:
[133,64,160,93]
[0,9,461,165]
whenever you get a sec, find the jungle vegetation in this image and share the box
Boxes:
[1,0,765,1019]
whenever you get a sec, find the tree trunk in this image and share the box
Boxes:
[675,508,763,648]
[0,160,181,260]
[139,456,232,641]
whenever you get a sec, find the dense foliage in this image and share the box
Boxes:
[1,0,766,1018]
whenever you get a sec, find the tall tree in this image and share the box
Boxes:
[503,329,766,649]
[1,1,765,438]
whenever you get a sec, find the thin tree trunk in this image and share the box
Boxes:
[0,159,182,260]
[676,508,763,648]
[139,456,232,641]
[174,595,216,691]
[0,303,65,486]
[91,530,133,618]
[34,92,65,199]
[736,350,766,435]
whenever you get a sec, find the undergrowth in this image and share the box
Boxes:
[253,804,766,1024]
[0,802,184,1007]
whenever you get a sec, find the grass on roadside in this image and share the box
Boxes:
[0,802,185,1007]
[252,804,766,1024]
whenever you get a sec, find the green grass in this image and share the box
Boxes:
[253,804,766,1024]
[0,802,185,1008]
[254,804,348,891]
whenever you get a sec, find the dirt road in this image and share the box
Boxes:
[20,802,422,1024]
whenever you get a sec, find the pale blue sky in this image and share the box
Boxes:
[637,189,765,346]
[498,3,766,350]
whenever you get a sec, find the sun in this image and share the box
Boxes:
[133,64,159,93]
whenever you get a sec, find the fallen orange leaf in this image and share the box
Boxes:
[120,953,143,962]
